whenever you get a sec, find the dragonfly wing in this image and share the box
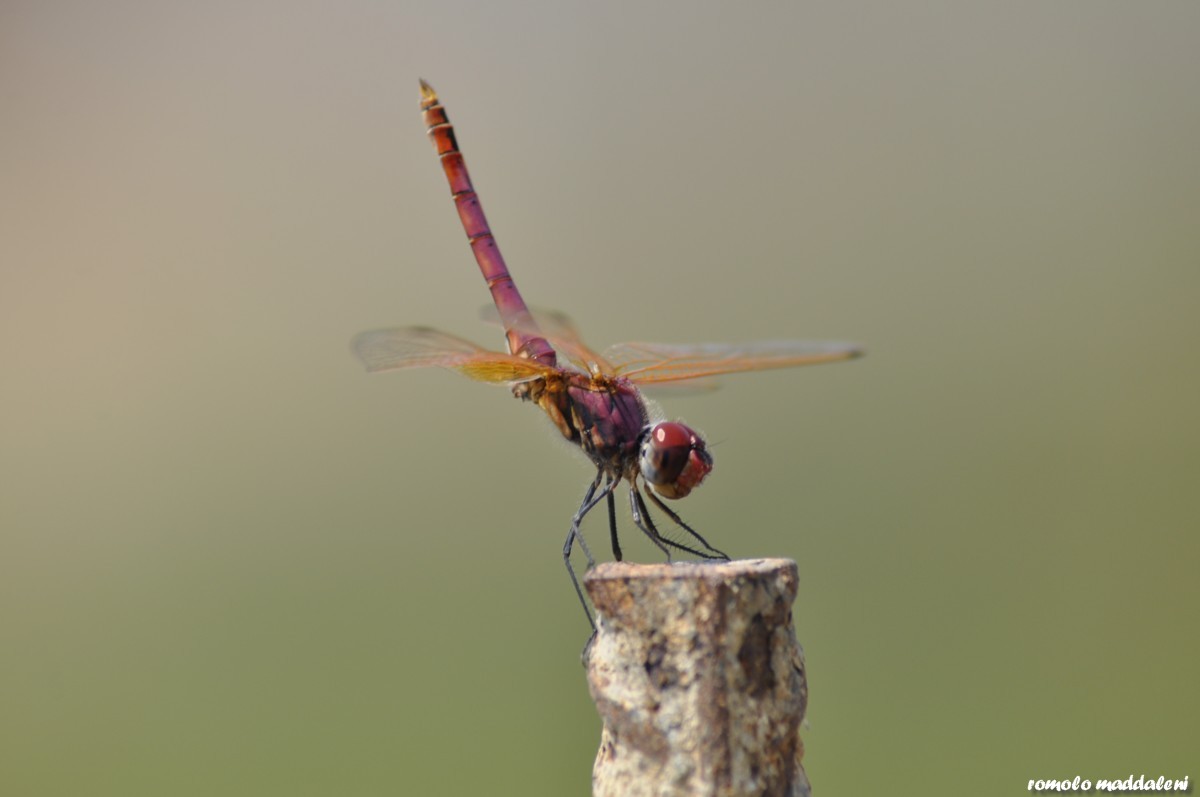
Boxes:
[480,305,614,374]
[352,326,553,383]
[637,379,723,397]
[606,340,864,384]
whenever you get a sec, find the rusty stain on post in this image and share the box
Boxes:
[584,559,810,797]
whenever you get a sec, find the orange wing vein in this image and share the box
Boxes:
[605,340,864,384]
[352,327,555,383]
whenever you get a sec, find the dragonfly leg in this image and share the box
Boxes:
[628,483,675,561]
[564,470,620,631]
[631,480,724,561]
[605,474,622,562]
[644,488,730,561]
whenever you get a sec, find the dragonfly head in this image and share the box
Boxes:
[639,422,712,500]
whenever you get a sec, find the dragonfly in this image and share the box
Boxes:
[353,81,862,629]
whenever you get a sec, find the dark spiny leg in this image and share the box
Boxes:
[605,474,622,561]
[563,472,600,629]
[564,471,620,631]
[644,488,730,560]
[628,483,674,560]
[631,483,713,559]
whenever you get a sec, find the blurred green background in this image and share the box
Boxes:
[3,2,1197,795]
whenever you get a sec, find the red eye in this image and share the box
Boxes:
[653,422,694,449]
[639,422,712,499]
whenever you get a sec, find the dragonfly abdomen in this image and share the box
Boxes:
[419,80,555,367]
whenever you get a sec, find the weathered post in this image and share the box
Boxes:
[584,559,810,797]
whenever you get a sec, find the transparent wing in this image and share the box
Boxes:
[637,379,723,397]
[480,305,613,374]
[606,340,864,384]
[352,326,554,383]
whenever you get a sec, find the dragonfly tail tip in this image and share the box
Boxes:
[418,78,437,102]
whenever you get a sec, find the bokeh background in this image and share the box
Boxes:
[3,2,1197,795]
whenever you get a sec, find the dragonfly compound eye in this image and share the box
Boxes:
[639,422,713,499]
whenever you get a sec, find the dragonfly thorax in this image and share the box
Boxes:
[638,421,713,500]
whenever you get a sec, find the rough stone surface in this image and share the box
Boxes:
[584,559,810,797]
